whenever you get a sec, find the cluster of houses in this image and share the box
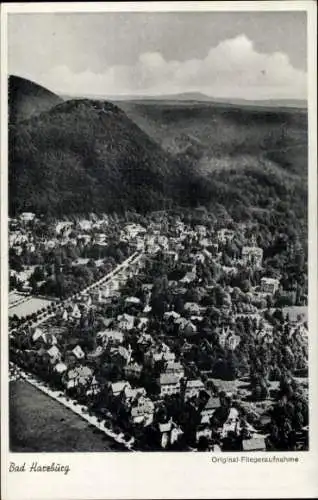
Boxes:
[9,211,308,451]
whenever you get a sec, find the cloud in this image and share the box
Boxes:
[37,34,307,99]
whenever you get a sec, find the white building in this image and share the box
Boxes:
[159,374,181,397]
[261,277,280,294]
[242,246,263,267]
[184,379,205,400]
[20,212,35,222]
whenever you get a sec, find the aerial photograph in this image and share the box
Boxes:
[8,11,308,453]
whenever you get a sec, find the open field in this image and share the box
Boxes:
[9,292,29,307]
[9,381,126,452]
[9,296,53,318]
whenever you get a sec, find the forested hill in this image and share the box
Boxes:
[9,77,308,222]
[9,98,186,216]
[9,75,63,123]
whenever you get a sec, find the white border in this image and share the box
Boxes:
[1,2,317,499]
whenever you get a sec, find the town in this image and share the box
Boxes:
[9,208,309,452]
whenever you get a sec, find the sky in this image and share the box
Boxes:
[8,11,307,100]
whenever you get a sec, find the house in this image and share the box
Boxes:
[164,361,185,380]
[131,396,155,425]
[218,326,232,348]
[137,332,154,346]
[184,302,201,315]
[97,329,124,345]
[63,368,79,389]
[158,374,181,397]
[110,381,131,398]
[54,362,67,374]
[32,327,45,343]
[86,375,101,396]
[55,221,73,235]
[110,345,132,365]
[227,333,241,351]
[72,345,85,360]
[90,289,106,303]
[124,223,146,239]
[71,304,82,319]
[158,419,183,448]
[63,366,92,389]
[78,219,92,231]
[124,362,143,379]
[164,311,181,321]
[87,345,104,360]
[117,313,135,331]
[175,317,197,337]
[221,407,241,438]
[180,271,196,284]
[100,317,114,329]
[95,233,107,245]
[181,341,193,354]
[20,212,35,222]
[184,379,205,400]
[242,246,263,267]
[62,309,69,321]
[162,350,176,363]
[47,345,61,364]
[261,277,280,295]
[125,296,141,306]
[76,365,93,386]
[78,293,92,308]
[196,424,213,443]
[42,332,58,346]
[147,348,176,366]
[242,435,266,452]
[135,236,145,251]
[258,322,274,340]
[201,396,220,421]
[190,315,204,324]
[124,386,146,405]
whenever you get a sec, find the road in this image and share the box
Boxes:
[15,250,145,330]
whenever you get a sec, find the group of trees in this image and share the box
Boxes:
[266,375,308,450]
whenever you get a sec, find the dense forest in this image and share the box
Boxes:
[9,76,307,233]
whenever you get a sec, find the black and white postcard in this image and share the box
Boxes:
[1,1,317,499]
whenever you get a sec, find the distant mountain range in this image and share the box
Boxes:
[8,75,308,218]
[62,90,307,110]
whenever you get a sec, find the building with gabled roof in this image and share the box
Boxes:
[164,361,185,380]
[97,329,124,345]
[158,373,181,397]
[124,362,143,379]
[72,344,85,360]
[131,396,155,425]
[110,381,131,397]
[47,345,61,363]
[184,379,205,400]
